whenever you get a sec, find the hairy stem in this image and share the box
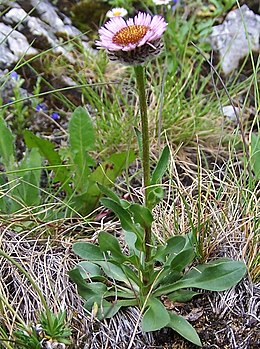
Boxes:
[134,65,152,270]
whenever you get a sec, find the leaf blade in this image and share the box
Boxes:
[168,312,202,347]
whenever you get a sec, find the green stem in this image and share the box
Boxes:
[134,65,152,270]
[134,65,150,206]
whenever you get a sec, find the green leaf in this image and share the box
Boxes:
[94,298,138,319]
[11,148,42,210]
[154,236,186,262]
[69,106,95,153]
[178,258,247,291]
[77,261,103,279]
[74,150,135,214]
[101,198,142,235]
[129,203,153,229]
[250,133,260,179]
[124,230,144,257]
[101,198,144,251]
[168,248,195,271]
[168,290,199,303]
[147,187,164,207]
[68,268,107,300]
[165,236,188,255]
[97,300,121,319]
[155,268,182,287]
[151,145,170,184]
[68,106,95,191]
[97,184,121,204]
[24,130,72,194]
[154,258,247,296]
[167,312,202,347]
[72,242,104,261]
[0,116,15,169]
[98,231,126,262]
[121,264,142,288]
[142,298,170,332]
[89,151,135,187]
[96,261,137,288]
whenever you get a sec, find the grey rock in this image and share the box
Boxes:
[3,8,27,25]
[221,105,241,122]
[209,5,260,74]
[0,45,16,70]
[0,23,37,69]
[0,70,30,104]
[0,0,90,69]
[31,0,65,29]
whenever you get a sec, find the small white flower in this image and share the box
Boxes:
[106,7,128,18]
[153,0,172,5]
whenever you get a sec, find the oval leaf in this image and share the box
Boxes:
[168,312,202,347]
[73,242,104,260]
[129,204,153,229]
[77,261,103,279]
[69,106,95,153]
[155,258,247,296]
[179,258,247,291]
[168,290,199,303]
[142,298,170,332]
[98,231,126,262]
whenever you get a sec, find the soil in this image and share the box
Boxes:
[154,293,260,348]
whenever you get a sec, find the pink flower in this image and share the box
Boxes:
[96,12,167,65]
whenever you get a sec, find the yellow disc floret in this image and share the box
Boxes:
[112,25,149,46]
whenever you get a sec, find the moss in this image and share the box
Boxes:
[71,0,110,36]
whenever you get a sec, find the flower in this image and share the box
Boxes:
[96,12,167,65]
[51,112,60,120]
[106,7,128,18]
[153,0,171,4]
[10,71,19,80]
[35,103,48,112]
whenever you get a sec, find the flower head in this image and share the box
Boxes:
[35,103,48,112]
[106,7,128,18]
[51,112,60,120]
[96,12,167,65]
[10,71,19,80]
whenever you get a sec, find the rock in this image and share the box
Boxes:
[0,0,89,69]
[0,70,30,104]
[4,8,28,25]
[221,105,241,122]
[209,5,260,75]
[0,22,38,69]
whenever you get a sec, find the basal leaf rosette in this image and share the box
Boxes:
[96,12,167,65]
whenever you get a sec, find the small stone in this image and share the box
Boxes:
[221,105,241,122]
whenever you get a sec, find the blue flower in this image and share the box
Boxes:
[35,103,48,112]
[51,112,60,120]
[10,71,19,80]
